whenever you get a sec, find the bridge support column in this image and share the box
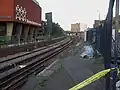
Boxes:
[29,27,34,41]
[6,23,14,41]
[84,31,87,41]
[34,28,39,48]
[34,28,38,40]
[16,23,22,44]
[24,26,29,42]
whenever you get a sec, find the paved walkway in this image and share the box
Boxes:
[38,40,105,90]
[21,40,105,90]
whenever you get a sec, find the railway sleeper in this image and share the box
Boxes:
[2,40,72,90]
[0,40,72,89]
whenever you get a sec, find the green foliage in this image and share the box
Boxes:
[43,21,65,38]
[51,22,65,38]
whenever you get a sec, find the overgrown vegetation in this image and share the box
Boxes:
[42,21,65,38]
[51,22,65,37]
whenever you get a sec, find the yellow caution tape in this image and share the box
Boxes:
[118,29,120,32]
[69,68,115,90]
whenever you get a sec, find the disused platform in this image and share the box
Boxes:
[21,39,105,90]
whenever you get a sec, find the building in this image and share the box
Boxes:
[0,0,42,43]
[93,17,120,44]
[93,20,104,28]
[71,23,80,32]
[71,23,87,32]
[112,16,120,29]
[93,16,120,29]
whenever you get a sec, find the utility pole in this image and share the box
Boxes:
[97,10,101,25]
[98,11,100,21]
[112,0,119,90]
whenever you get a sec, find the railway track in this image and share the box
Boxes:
[0,38,67,64]
[0,38,73,90]
[0,37,65,57]
[0,39,69,73]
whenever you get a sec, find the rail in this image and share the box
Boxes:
[0,38,73,90]
[0,37,66,57]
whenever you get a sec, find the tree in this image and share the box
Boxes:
[42,21,65,38]
[51,22,64,38]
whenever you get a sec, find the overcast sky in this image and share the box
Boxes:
[38,0,116,30]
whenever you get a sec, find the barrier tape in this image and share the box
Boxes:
[69,68,116,90]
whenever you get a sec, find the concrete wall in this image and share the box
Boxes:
[6,23,14,40]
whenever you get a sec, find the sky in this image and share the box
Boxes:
[37,0,116,30]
